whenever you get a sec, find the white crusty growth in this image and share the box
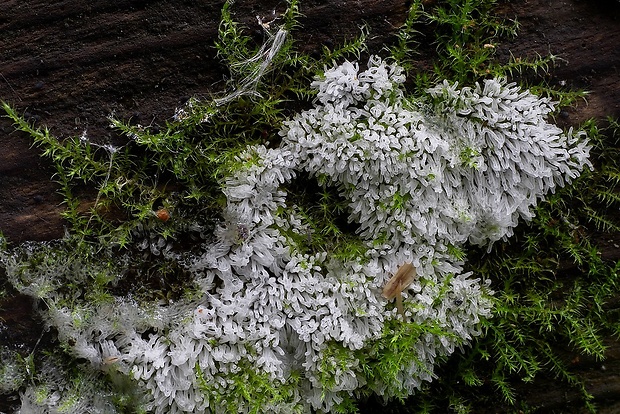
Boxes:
[280,56,592,251]
[2,56,592,414]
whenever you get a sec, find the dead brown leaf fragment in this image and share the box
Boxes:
[382,262,417,319]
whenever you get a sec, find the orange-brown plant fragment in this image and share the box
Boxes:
[382,262,417,319]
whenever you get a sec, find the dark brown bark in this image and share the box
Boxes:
[1,0,619,412]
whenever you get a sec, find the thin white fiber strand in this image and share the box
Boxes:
[214,28,288,107]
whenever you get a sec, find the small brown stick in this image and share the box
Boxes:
[382,262,417,320]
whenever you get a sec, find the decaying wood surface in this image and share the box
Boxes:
[1,0,619,412]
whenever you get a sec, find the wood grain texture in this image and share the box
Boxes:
[0,0,618,412]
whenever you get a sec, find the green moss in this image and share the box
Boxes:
[392,119,620,413]
[1,0,619,413]
[196,361,305,414]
